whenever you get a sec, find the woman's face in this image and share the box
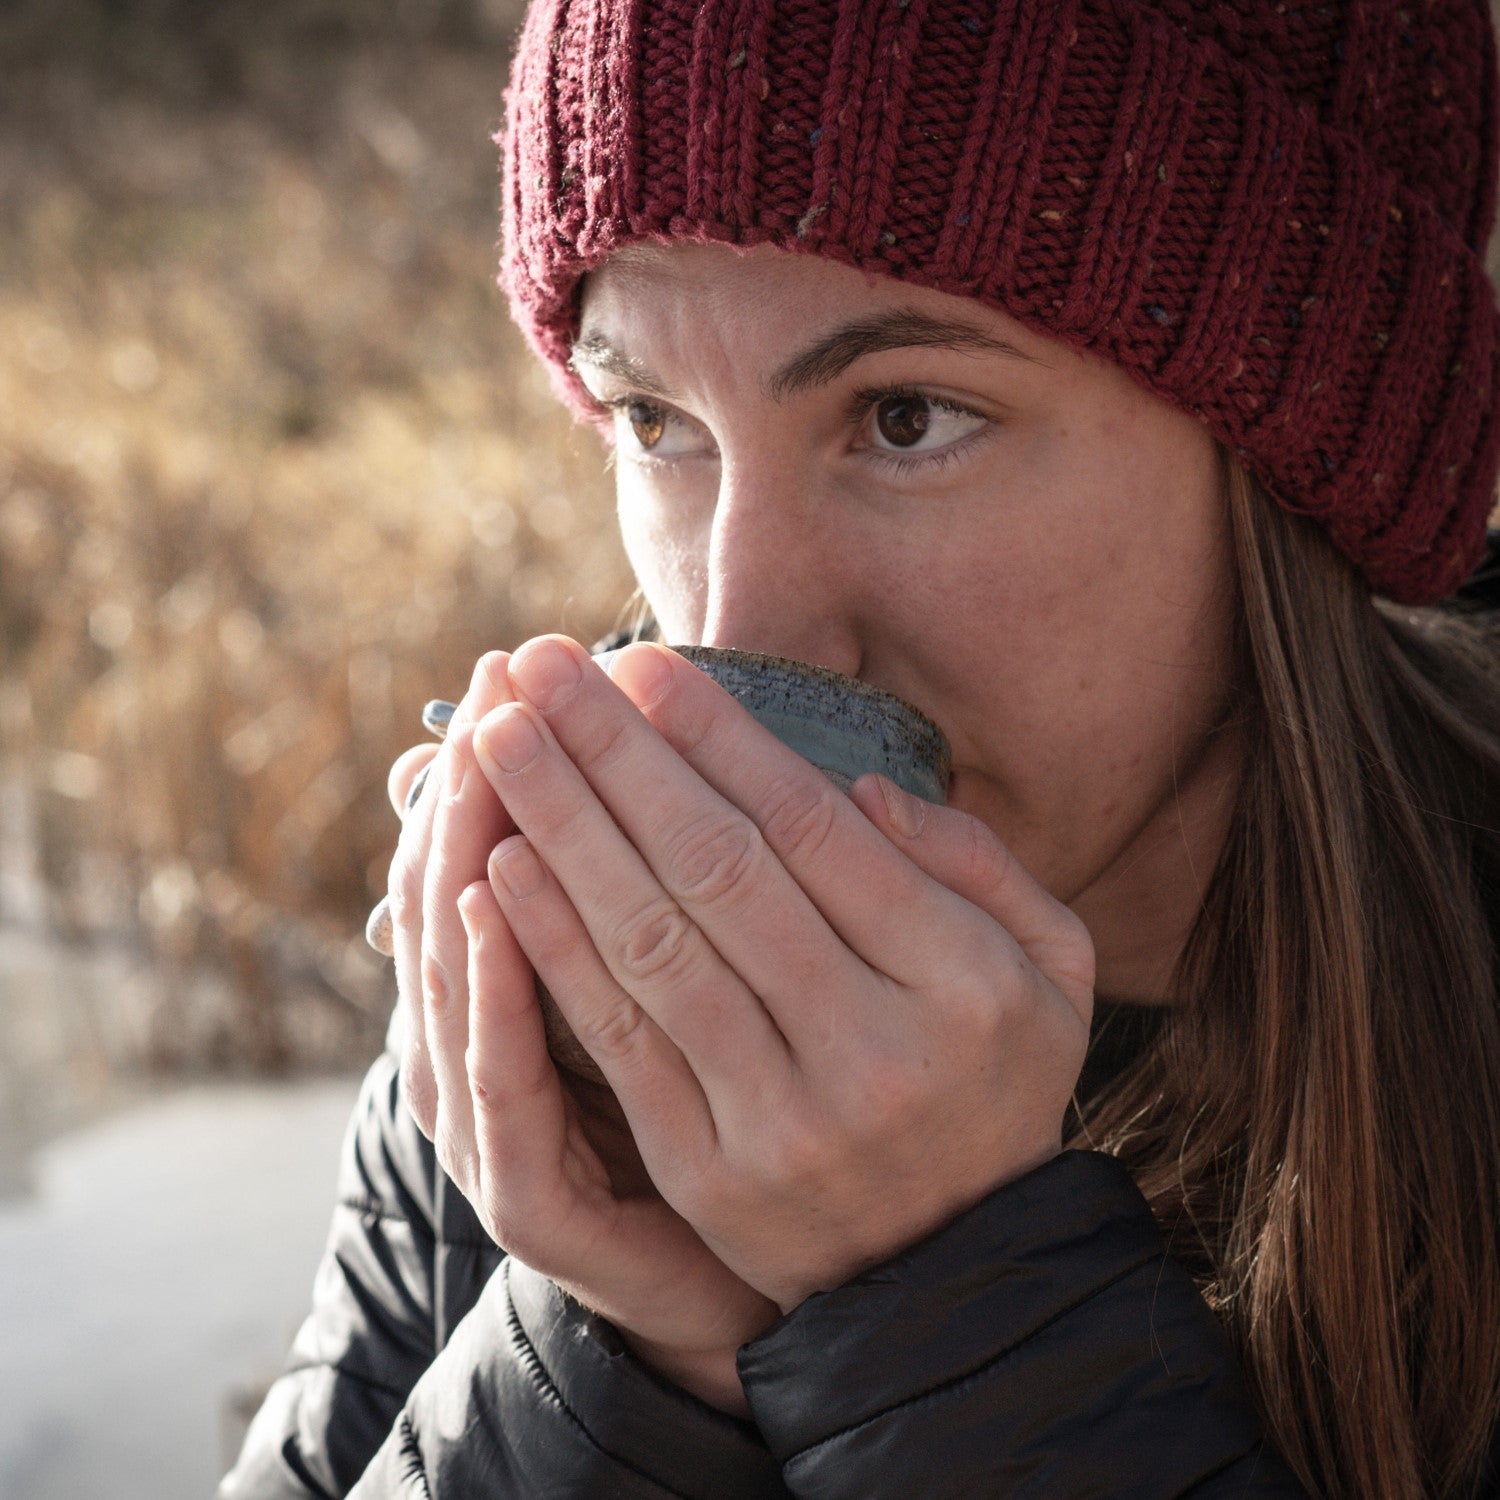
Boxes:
[574,242,1241,1000]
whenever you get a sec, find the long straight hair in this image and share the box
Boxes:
[1078,460,1500,1496]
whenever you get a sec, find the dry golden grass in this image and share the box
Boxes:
[0,0,631,1070]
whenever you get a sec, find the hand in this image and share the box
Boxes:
[470,636,1095,1313]
[382,651,778,1413]
[384,651,518,1193]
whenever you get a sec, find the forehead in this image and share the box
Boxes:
[575,241,1092,405]
[579,241,1053,355]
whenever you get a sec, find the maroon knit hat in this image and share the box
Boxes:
[501,0,1500,604]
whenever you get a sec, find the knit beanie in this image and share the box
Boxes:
[501,0,1500,604]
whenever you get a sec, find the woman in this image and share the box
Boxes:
[221,1,1500,1495]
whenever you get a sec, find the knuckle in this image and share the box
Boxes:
[960,816,1012,899]
[844,1050,922,1129]
[663,692,722,761]
[478,1178,524,1253]
[581,993,652,1064]
[389,856,423,931]
[668,813,763,909]
[399,1056,436,1138]
[761,1120,826,1187]
[571,712,633,779]
[954,922,1021,1007]
[760,778,840,864]
[420,953,451,1016]
[1043,914,1097,998]
[463,1042,492,1103]
[973,946,1032,1023]
[615,898,697,987]
[1055,906,1094,965]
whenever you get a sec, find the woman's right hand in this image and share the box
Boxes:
[383,651,779,1413]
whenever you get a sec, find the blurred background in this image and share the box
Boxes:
[0,0,630,1493]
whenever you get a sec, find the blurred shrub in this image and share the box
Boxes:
[0,0,632,1071]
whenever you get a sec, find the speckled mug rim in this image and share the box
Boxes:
[598,642,952,805]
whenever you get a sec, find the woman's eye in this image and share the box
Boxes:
[614,398,705,458]
[626,399,665,449]
[865,394,987,454]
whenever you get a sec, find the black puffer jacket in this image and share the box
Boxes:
[222,550,1500,1497]
[219,1008,1312,1498]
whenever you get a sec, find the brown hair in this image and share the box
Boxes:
[1077,459,1500,1497]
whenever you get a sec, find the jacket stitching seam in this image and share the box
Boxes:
[339,1193,423,1225]
[336,1195,495,1252]
[280,1358,411,1402]
[500,1260,695,1499]
[337,1194,497,1253]
[397,1412,435,1500]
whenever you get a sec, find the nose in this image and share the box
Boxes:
[698,461,863,675]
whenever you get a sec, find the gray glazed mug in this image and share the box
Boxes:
[368,645,952,1084]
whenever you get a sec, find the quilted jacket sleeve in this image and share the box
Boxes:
[217,1018,789,1499]
[739,1150,1309,1500]
[348,1258,790,1498]
[217,1039,486,1499]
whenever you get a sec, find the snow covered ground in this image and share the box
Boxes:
[0,1076,361,1500]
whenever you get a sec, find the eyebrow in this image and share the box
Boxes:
[764,310,1048,398]
[569,308,1047,405]
[569,332,677,400]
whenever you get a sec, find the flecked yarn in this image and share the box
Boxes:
[501,0,1500,604]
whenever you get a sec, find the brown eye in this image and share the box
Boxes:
[874,395,932,448]
[627,400,666,449]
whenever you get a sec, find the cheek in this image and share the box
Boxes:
[898,475,1235,882]
[616,472,710,641]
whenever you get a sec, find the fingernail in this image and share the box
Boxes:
[472,651,505,697]
[879,775,925,838]
[405,762,432,812]
[476,704,543,774]
[510,638,582,711]
[365,897,395,956]
[423,699,459,736]
[444,730,470,802]
[492,839,543,899]
[609,642,673,708]
[469,651,510,717]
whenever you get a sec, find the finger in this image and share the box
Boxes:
[390,745,447,1136]
[392,654,501,1139]
[485,832,720,1182]
[595,642,979,998]
[458,879,573,1238]
[424,654,517,1177]
[850,774,1096,1019]
[387,743,440,819]
[473,676,795,1098]
[368,744,442,956]
[502,637,874,1059]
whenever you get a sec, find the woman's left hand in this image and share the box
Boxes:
[469,635,1095,1314]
